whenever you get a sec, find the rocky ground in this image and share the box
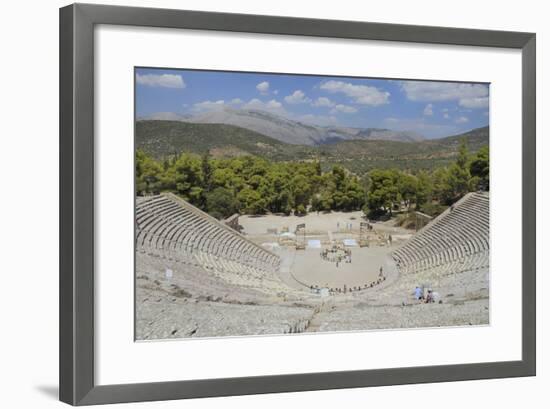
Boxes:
[136,206,488,340]
[136,251,488,340]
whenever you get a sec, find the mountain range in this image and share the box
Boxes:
[136,114,489,174]
[140,108,425,145]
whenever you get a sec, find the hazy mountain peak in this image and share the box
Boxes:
[141,108,426,145]
[357,128,425,142]
[187,108,325,145]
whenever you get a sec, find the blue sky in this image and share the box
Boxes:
[135,67,489,139]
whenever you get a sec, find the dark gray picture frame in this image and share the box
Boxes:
[59,3,536,406]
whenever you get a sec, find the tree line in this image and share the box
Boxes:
[366,143,489,217]
[136,140,488,220]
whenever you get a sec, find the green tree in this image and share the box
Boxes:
[442,139,471,204]
[168,153,205,207]
[266,171,292,214]
[415,170,433,210]
[211,167,244,193]
[237,187,266,214]
[295,203,307,216]
[431,167,450,202]
[201,152,213,192]
[327,165,366,211]
[337,177,366,211]
[365,169,401,217]
[398,173,418,210]
[314,159,322,176]
[205,187,240,219]
[290,173,312,213]
[136,149,163,195]
[470,145,489,191]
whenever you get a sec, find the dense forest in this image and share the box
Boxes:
[136,140,489,220]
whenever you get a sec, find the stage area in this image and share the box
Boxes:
[239,211,407,293]
[290,246,393,290]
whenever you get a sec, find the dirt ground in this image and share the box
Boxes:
[239,211,411,290]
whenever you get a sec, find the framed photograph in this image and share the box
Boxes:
[60,3,536,405]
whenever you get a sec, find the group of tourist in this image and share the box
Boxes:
[320,245,352,266]
[414,286,439,303]
[308,267,387,296]
[329,274,387,295]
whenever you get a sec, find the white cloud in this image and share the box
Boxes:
[331,104,358,114]
[284,90,311,104]
[443,112,450,119]
[256,81,270,95]
[423,103,434,116]
[401,81,489,109]
[192,98,244,112]
[273,90,279,95]
[312,97,335,107]
[455,116,469,124]
[191,97,287,115]
[192,98,289,116]
[192,100,226,112]
[242,98,284,113]
[136,73,185,89]
[320,80,390,106]
[266,100,282,109]
[459,96,489,109]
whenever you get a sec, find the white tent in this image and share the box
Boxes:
[262,242,280,249]
[307,239,322,249]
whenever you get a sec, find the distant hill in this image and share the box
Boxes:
[142,107,425,145]
[318,126,489,174]
[432,126,489,151]
[355,128,425,142]
[136,120,315,161]
[136,120,489,173]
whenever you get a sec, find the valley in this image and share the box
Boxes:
[136,116,489,174]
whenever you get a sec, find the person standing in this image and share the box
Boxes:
[414,286,423,301]
[426,290,434,303]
